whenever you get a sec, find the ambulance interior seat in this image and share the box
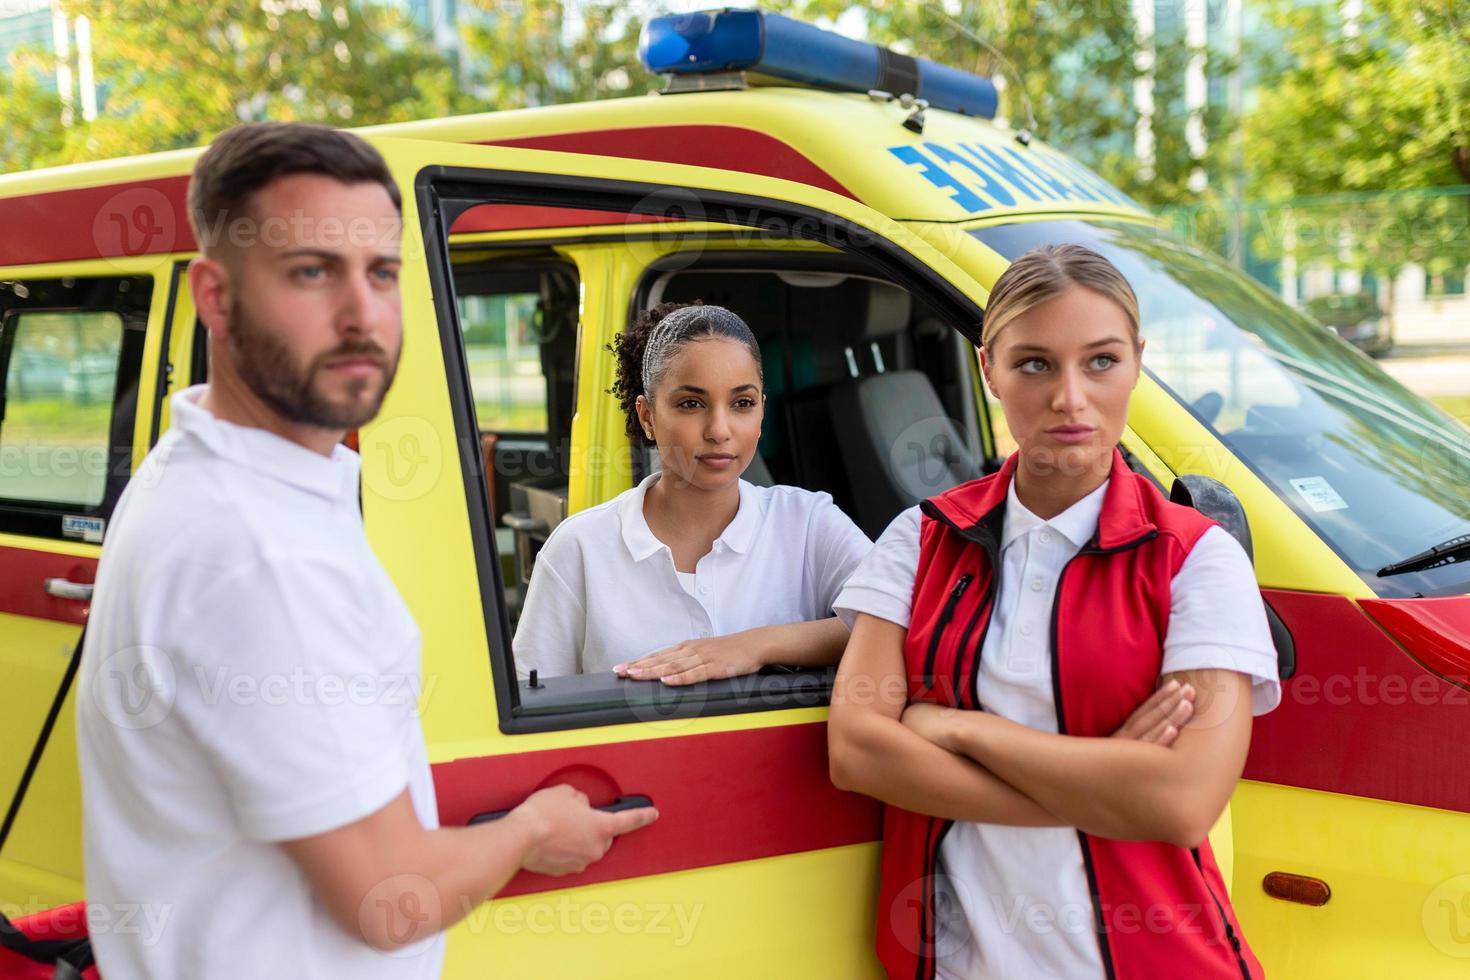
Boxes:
[646,255,986,538]
[827,287,982,538]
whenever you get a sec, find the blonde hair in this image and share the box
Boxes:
[981,244,1140,350]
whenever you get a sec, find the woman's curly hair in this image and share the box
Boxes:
[607,300,762,445]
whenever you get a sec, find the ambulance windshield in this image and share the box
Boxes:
[970,219,1470,599]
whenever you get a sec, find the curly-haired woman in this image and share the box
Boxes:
[512,301,873,682]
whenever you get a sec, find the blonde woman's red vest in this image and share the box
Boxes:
[875,449,1263,980]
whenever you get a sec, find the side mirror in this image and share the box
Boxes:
[1170,474,1253,561]
[1169,474,1296,680]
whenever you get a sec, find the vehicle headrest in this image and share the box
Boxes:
[858,279,911,345]
[841,281,912,346]
[786,278,911,349]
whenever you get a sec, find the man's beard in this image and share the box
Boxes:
[227,298,398,430]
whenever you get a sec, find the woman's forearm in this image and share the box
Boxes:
[946,712,1206,845]
[745,617,852,668]
[828,709,1064,827]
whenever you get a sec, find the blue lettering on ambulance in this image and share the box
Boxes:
[1003,147,1092,202]
[960,144,1052,201]
[922,141,1017,207]
[1037,149,1138,208]
[999,145,1081,201]
[888,145,989,213]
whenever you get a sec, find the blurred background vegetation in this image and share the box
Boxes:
[1,0,1467,368]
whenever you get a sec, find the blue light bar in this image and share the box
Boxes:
[639,8,999,119]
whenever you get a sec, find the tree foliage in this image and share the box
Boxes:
[4,0,1228,214]
[788,0,1223,209]
[3,0,475,172]
[1241,0,1470,286]
[458,0,655,109]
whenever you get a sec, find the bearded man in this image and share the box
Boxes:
[76,122,654,980]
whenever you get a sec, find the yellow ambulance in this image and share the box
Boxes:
[1,8,1468,977]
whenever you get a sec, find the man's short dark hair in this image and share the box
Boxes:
[187,121,401,254]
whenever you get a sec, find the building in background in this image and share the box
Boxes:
[401,0,463,68]
[0,0,99,122]
[1139,0,1469,344]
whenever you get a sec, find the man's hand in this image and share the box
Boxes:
[614,635,763,686]
[509,785,659,876]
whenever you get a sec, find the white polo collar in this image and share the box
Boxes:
[170,384,360,504]
[1002,475,1109,551]
[618,472,763,562]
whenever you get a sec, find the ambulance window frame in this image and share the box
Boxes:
[450,253,579,443]
[0,275,151,540]
[147,261,190,449]
[416,164,984,734]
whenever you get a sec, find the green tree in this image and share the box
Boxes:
[455,0,1228,209]
[1242,0,1470,307]
[7,0,1235,218]
[0,47,67,174]
[458,0,655,108]
[9,0,475,169]
[786,0,1231,209]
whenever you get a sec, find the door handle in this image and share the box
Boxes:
[501,512,548,534]
[44,578,94,601]
[468,794,654,826]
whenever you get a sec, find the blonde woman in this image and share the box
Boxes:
[828,245,1280,979]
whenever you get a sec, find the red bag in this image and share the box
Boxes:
[0,903,97,979]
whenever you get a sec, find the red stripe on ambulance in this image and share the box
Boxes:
[0,545,95,626]
[1245,589,1470,814]
[432,720,881,897]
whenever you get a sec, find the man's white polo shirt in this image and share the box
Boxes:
[513,471,873,677]
[76,385,444,979]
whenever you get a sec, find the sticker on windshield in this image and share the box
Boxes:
[1289,477,1348,513]
[62,515,105,543]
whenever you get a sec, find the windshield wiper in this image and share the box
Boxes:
[1378,533,1470,577]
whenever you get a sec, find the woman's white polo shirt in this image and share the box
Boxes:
[512,472,873,677]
